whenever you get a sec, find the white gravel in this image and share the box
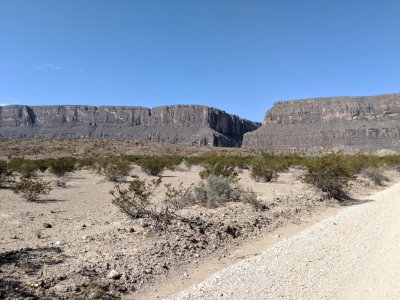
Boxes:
[171,182,400,300]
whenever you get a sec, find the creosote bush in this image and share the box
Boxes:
[164,182,193,210]
[36,159,50,173]
[138,156,182,176]
[99,157,132,182]
[193,175,259,209]
[12,178,52,201]
[0,160,13,187]
[111,176,260,229]
[199,162,239,182]
[78,156,98,170]
[250,158,281,182]
[50,157,77,177]
[110,177,169,224]
[8,158,39,178]
[303,152,354,201]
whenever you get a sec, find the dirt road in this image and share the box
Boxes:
[172,182,400,300]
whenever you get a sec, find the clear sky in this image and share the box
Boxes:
[1,0,399,121]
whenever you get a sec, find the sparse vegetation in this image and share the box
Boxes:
[0,160,13,187]
[250,158,280,182]
[36,159,50,173]
[8,158,38,178]
[302,152,354,201]
[50,157,77,177]
[362,166,388,185]
[164,182,193,210]
[99,157,132,182]
[199,162,239,181]
[137,156,182,176]
[110,177,168,223]
[193,175,259,209]
[2,140,400,300]
[78,156,98,170]
[12,178,52,201]
[111,173,260,228]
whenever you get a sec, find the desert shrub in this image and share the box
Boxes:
[50,157,77,177]
[362,166,388,185]
[193,175,260,209]
[36,159,50,173]
[78,157,98,170]
[110,177,163,220]
[164,182,193,210]
[20,162,38,178]
[8,158,38,178]
[241,188,262,209]
[122,155,142,163]
[111,175,260,231]
[162,156,183,170]
[0,160,13,187]
[250,158,282,182]
[343,153,381,174]
[379,155,400,171]
[199,162,239,181]
[12,178,52,201]
[138,157,165,176]
[0,160,9,174]
[193,176,240,208]
[7,157,24,171]
[303,153,354,201]
[137,156,180,176]
[111,177,196,230]
[100,157,132,182]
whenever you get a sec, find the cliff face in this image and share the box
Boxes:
[243,93,400,152]
[0,104,261,147]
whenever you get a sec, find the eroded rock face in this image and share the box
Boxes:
[0,105,261,147]
[243,93,400,152]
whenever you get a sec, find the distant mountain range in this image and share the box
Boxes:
[0,104,261,147]
[243,93,400,152]
[1,93,399,152]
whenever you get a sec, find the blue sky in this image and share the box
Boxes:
[1,0,399,121]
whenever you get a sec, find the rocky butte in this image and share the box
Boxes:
[243,93,400,152]
[0,104,261,147]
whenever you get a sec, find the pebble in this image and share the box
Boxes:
[106,270,121,279]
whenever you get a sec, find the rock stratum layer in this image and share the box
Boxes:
[243,93,400,152]
[0,105,261,147]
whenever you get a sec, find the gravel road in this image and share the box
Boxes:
[172,182,400,300]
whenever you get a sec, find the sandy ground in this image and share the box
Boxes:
[0,166,327,252]
[0,165,396,299]
[171,180,400,300]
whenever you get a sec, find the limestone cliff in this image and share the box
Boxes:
[243,93,400,152]
[0,104,261,147]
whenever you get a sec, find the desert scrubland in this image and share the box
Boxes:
[1,139,399,299]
